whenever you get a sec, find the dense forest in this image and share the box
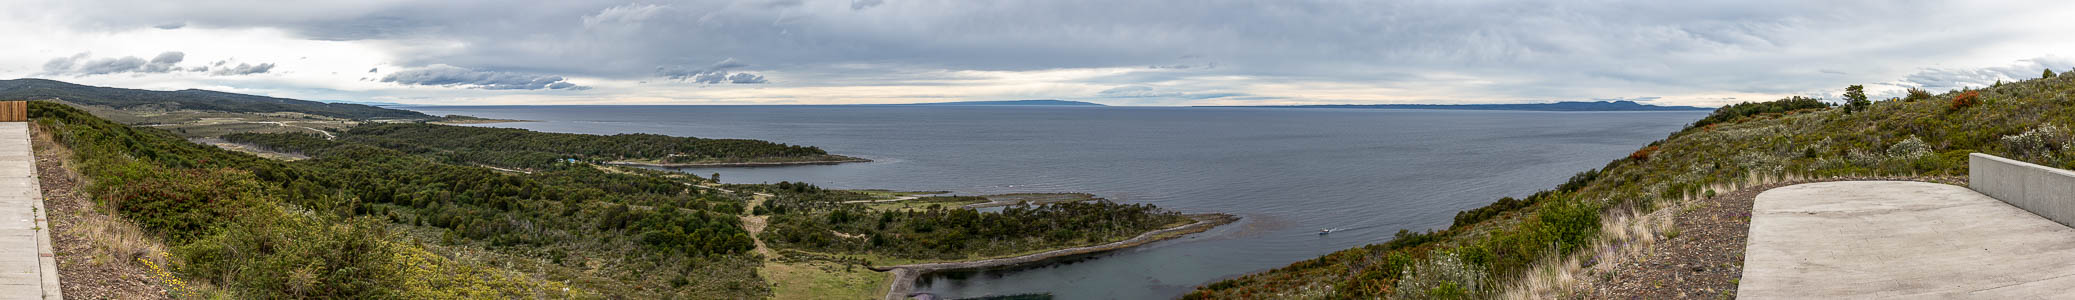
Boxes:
[1,78,429,119]
[1189,70,2075,298]
[743,182,1193,261]
[33,101,769,298]
[225,122,855,170]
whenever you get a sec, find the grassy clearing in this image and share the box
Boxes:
[762,258,890,300]
[970,193,1099,208]
[863,196,989,212]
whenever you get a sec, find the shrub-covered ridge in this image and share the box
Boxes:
[1188,69,2075,299]
[35,101,774,298]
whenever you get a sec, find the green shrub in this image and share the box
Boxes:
[1689,96,1829,129]
[1904,88,1933,102]
[2002,125,2073,163]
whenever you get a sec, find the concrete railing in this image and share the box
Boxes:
[1970,153,2075,227]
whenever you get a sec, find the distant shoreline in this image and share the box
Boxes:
[1198,100,1715,112]
[875,213,1239,300]
[604,156,872,168]
[427,114,533,125]
[428,119,531,125]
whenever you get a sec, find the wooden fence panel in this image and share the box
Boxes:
[0,101,22,122]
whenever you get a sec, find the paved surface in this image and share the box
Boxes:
[1740,181,2075,299]
[0,122,56,299]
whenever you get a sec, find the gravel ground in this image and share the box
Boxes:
[34,126,171,300]
[1577,176,1964,299]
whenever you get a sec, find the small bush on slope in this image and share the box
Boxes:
[1188,73,2075,298]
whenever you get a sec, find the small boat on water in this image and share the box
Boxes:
[1318,228,1332,235]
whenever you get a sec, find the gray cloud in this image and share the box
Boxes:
[726,73,767,84]
[41,51,187,75]
[850,0,883,10]
[582,4,664,28]
[210,62,275,76]
[1900,57,2075,92]
[659,58,767,84]
[381,65,589,90]
[764,0,803,9]
[40,53,86,74]
[153,22,184,29]
[74,57,148,74]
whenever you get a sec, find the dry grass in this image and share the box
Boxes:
[1501,171,1803,299]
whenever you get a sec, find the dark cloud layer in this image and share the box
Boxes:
[42,51,188,75]
[39,51,279,77]
[850,0,883,10]
[1901,57,2074,92]
[211,63,276,76]
[24,0,2075,104]
[658,58,767,84]
[380,65,589,90]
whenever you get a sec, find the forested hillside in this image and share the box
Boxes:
[2,78,429,119]
[224,122,858,170]
[33,101,769,298]
[1190,70,2075,298]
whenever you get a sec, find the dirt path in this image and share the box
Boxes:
[875,213,1238,300]
[253,121,335,140]
[741,193,776,259]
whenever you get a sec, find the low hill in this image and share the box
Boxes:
[1208,100,1713,111]
[0,78,431,120]
[886,99,1106,106]
[1189,72,2075,298]
[223,122,861,170]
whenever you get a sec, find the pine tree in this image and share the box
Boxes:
[1842,85,1870,113]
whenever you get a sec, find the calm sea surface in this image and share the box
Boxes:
[405,105,1704,299]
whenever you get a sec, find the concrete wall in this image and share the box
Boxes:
[1970,153,2075,228]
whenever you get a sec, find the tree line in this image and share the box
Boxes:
[227,122,841,170]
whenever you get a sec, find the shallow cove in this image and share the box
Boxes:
[403,105,1704,299]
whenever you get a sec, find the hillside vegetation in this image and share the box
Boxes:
[3,78,429,120]
[1189,70,2075,299]
[33,101,769,298]
[224,122,856,170]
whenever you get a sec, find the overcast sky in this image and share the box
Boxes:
[4,0,2074,106]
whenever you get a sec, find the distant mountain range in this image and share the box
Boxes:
[1205,100,1714,111]
[0,78,432,120]
[884,100,1106,106]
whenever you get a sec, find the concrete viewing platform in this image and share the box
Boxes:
[0,122,58,299]
[1739,181,2075,298]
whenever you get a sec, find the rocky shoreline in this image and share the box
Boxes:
[875,213,1240,300]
